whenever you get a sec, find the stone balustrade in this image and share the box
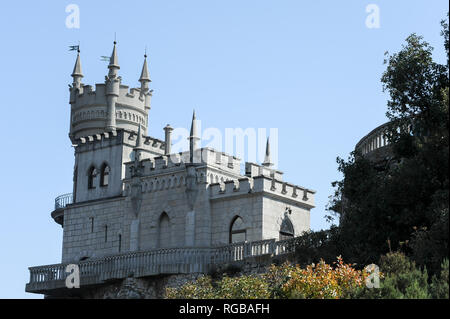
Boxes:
[355,122,391,156]
[26,237,296,294]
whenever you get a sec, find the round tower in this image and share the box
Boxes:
[68,42,153,143]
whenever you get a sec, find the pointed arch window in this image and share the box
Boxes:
[100,163,110,187]
[230,216,246,243]
[88,166,98,189]
[279,217,294,240]
[158,212,171,248]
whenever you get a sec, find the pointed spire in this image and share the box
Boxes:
[71,48,83,78]
[190,110,198,138]
[135,124,144,150]
[109,41,119,68]
[262,137,273,167]
[188,110,201,164]
[107,41,120,78]
[139,53,151,83]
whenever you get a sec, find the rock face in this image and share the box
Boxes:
[82,274,201,299]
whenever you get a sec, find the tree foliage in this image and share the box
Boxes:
[327,14,449,274]
[166,254,449,299]
[166,257,369,299]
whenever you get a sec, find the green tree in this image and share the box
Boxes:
[350,252,431,299]
[328,14,449,273]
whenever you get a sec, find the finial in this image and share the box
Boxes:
[108,39,119,71]
[189,110,200,163]
[71,46,83,78]
[262,137,273,167]
[190,109,198,138]
[139,51,151,83]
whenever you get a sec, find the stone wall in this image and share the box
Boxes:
[58,253,294,299]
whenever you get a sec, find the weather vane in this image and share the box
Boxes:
[101,34,117,62]
[69,41,80,52]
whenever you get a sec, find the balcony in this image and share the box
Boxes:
[55,193,73,210]
[355,122,391,156]
[51,193,73,226]
[26,238,295,296]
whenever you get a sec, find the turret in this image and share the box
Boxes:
[132,124,145,177]
[69,48,83,140]
[71,48,83,90]
[139,54,151,94]
[68,43,151,142]
[105,41,121,131]
[164,124,173,155]
[108,41,120,78]
[138,54,152,129]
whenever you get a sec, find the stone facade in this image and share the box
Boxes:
[27,42,315,298]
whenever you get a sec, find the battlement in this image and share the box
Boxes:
[73,129,165,157]
[199,147,241,175]
[245,162,283,180]
[69,80,151,141]
[123,147,243,179]
[209,175,315,208]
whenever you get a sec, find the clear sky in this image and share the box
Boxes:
[0,0,447,298]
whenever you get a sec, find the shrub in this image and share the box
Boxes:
[277,257,368,299]
[430,259,449,299]
[351,252,432,299]
[166,257,368,299]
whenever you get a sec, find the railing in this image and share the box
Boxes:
[355,122,391,156]
[54,193,73,210]
[26,237,297,293]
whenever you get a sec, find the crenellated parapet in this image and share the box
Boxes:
[124,152,187,180]
[69,42,152,143]
[123,147,242,180]
[73,129,165,156]
[123,171,188,197]
[209,175,315,208]
[69,83,151,141]
[198,147,241,175]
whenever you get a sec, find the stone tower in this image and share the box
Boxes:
[26,43,316,298]
[68,43,165,204]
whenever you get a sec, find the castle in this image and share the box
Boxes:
[26,42,315,298]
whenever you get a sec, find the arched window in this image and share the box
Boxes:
[158,212,171,248]
[279,217,294,240]
[229,216,246,243]
[100,163,110,187]
[88,166,98,189]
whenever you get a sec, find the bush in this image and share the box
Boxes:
[351,252,433,299]
[277,257,368,299]
[430,259,449,299]
[166,257,368,299]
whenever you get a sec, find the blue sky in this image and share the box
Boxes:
[0,0,447,298]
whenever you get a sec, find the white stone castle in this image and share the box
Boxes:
[26,42,315,297]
